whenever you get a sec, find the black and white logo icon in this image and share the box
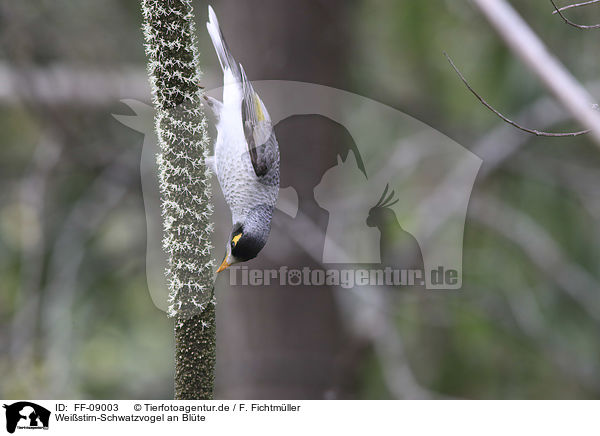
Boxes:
[3,402,50,434]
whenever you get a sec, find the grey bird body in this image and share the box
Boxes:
[206,6,280,271]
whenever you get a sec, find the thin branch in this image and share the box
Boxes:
[551,0,600,29]
[552,0,600,14]
[472,0,600,145]
[444,52,590,137]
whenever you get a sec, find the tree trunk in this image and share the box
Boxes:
[213,0,363,399]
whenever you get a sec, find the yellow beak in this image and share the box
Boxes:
[217,257,231,273]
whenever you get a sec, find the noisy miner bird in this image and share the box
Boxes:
[205,6,280,273]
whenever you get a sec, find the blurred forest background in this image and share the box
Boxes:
[2,0,600,399]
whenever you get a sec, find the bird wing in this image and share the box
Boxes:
[240,64,278,178]
[207,6,278,178]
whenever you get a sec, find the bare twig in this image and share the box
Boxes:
[551,0,600,29]
[472,0,600,145]
[444,52,590,137]
[552,0,600,14]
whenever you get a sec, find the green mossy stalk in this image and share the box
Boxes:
[141,0,216,399]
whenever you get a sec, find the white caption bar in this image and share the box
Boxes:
[1,400,598,436]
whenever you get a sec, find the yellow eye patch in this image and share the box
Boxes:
[232,233,242,246]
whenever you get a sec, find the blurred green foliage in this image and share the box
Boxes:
[1,0,600,399]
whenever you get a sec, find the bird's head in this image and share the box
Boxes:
[366,184,399,228]
[217,224,268,272]
[217,205,273,272]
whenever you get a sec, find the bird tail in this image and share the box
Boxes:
[206,6,240,81]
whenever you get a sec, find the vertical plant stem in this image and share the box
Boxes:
[174,301,216,399]
[141,0,216,399]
